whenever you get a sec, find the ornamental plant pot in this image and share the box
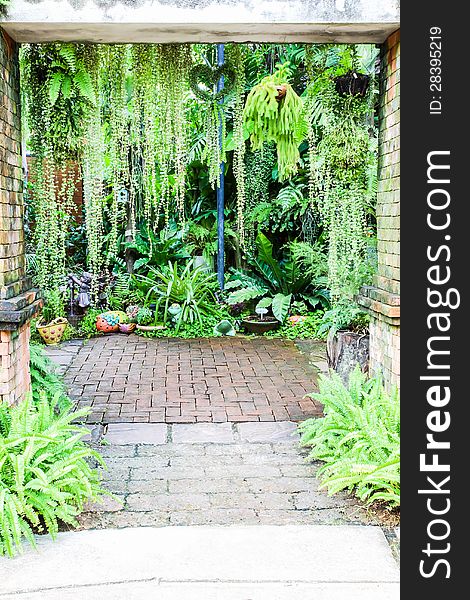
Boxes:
[36,317,68,345]
[326,329,370,385]
[241,315,281,334]
[96,311,127,333]
[334,71,370,97]
[118,323,136,334]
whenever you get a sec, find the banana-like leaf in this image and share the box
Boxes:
[271,293,292,323]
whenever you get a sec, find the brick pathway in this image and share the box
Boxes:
[58,335,323,424]
[78,422,385,530]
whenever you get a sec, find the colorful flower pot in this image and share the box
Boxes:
[36,317,68,345]
[96,311,128,333]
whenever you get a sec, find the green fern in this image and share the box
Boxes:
[29,343,71,413]
[0,392,107,557]
[299,367,400,508]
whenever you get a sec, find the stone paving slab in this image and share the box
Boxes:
[238,421,299,442]
[105,423,167,444]
[0,526,399,597]
[78,422,383,529]
[0,582,400,600]
[172,422,234,443]
[47,336,323,423]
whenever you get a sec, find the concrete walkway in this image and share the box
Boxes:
[0,526,399,599]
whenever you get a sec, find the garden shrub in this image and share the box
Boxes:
[29,343,72,412]
[299,366,400,508]
[0,393,106,557]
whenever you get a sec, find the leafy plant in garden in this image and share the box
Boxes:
[123,223,192,274]
[299,367,400,508]
[29,343,72,412]
[227,233,329,322]
[244,63,305,181]
[137,260,219,332]
[185,219,239,268]
[264,311,324,340]
[0,392,106,557]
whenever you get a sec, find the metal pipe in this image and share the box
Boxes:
[216,43,225,290]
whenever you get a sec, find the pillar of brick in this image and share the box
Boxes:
[358,29,400,389]
[0,29,41,404]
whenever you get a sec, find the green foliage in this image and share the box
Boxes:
[0,0,10,17]
[77,308,102,338]
[0,393,106,557]
[264,311,324,340]
[137,260,219,332]
[41,289,66,324]
[124,224,192,274]
[29,343,72,412]
[299,367,400,508]
[249,177,313,237]
[304,45,378,301]
[287,240,328,280]
[136,306,153,326]
[318,302,369,336]
[227,44,248,243]
[244,63,305,181]
[227,233,330,321]
[22,43,101,293]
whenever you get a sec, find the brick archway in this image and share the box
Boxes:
[0,8,400,402]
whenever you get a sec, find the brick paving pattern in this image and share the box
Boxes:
[61,335,322,424]
[78,423,383,530]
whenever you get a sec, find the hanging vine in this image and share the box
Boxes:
[314,84,374,300]
[227,44,247,246]
[82,45,105,296]
[244,143,276,248]
[104,45,129,259]
[22,43,96,292]
[130,44,155,229]
[154,44,192,225]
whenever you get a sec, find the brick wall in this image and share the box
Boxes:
[359,29,400,388]
[0,29,39,404]
[0,29,25,298]
[0,324,31,404]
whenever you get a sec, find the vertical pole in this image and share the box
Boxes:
[216,44,225,290]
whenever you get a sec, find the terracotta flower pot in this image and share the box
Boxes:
[37,317,68,345]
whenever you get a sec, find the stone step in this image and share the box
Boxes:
[0,525,399,598]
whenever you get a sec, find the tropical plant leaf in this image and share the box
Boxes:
[48,72,64,106]
[271,293,292,323]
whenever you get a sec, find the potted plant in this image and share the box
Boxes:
[334,71,370,97]
[318,301,370,384]
[134,306,166,332]
[36,290,69,345]
[241,307,281,335]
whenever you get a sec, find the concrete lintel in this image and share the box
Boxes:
[2,22,400,44]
